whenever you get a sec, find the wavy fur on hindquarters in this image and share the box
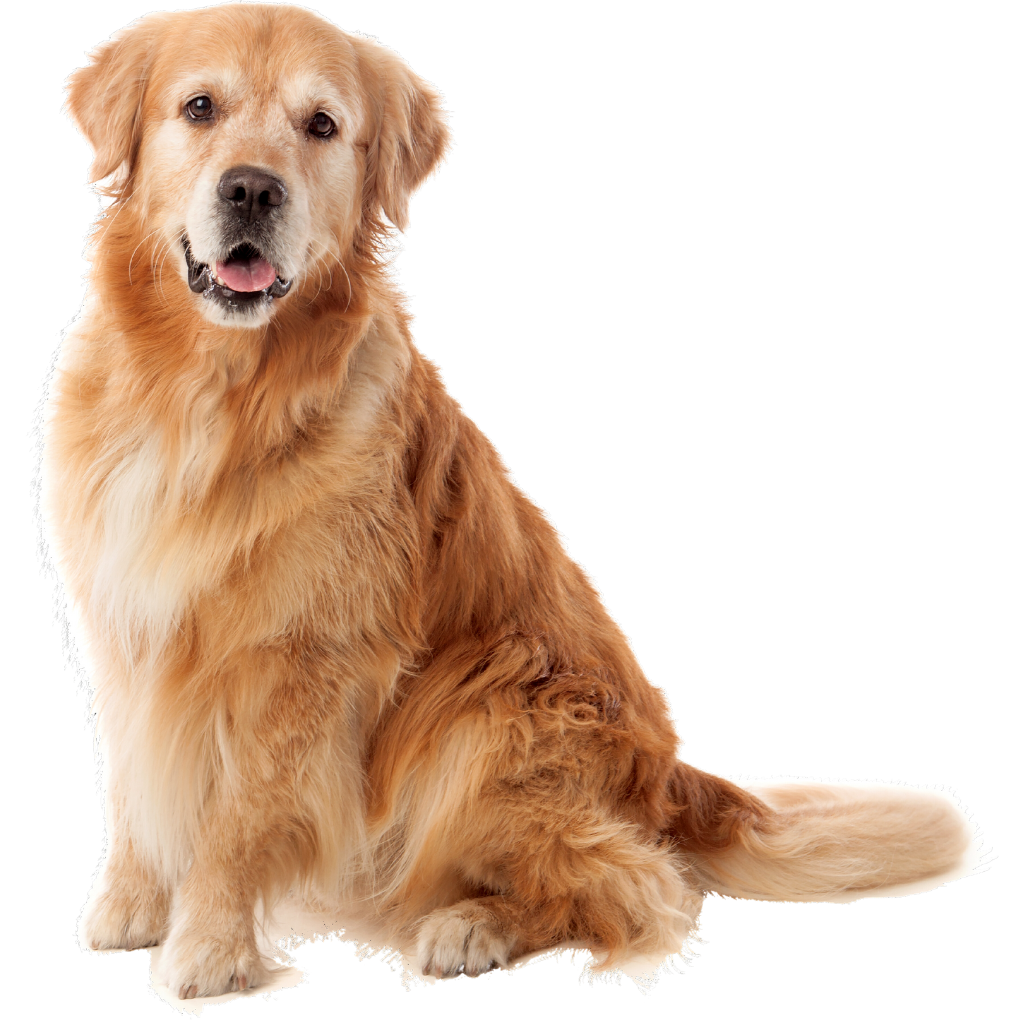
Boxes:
[681,782,972,901]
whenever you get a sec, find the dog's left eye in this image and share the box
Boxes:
[309,112,336,138]
[185,96,214,120]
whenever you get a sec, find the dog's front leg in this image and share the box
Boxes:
[157,666,342,999]
[82,794,171,950]
[159,800,272,999]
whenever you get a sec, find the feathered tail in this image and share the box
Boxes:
[666,766,973,900]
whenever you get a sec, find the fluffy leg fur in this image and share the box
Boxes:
[414,828,702,977]
[82,796,170,951]
[155,646,372,999]
[157,778,276,999]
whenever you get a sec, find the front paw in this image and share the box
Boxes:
[82,880,169,951]
[160,917,270,999]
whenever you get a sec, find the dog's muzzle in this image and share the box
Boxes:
[184,238,293,305]
[183,165,294,313]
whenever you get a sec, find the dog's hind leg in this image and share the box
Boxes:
[415,808,702,977]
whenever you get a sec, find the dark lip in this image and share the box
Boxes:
[182,237,293,306]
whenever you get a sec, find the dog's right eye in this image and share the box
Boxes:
[185,96,214,121]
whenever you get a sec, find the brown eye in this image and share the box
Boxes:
[185,96,214,120]
[309,112,336,138]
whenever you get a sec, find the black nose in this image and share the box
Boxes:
[217,166,288,223]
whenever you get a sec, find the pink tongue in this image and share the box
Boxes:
[214,255,277,292]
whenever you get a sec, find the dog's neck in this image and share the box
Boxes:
[86,206,406,462]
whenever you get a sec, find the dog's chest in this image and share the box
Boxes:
[84,417,232,640]
[78,405,391,650]
[53,317,412,650]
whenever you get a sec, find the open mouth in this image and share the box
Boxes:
[183,238,292,308]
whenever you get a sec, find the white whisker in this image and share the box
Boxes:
[95,189,137,250]
[305,240,352,312]
[128,228,161,286]
[154,240,175,306]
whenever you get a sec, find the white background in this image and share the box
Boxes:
[2,1,1020,1021]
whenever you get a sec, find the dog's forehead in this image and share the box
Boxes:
[150,10,363,115]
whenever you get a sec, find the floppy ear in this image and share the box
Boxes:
[358,45,450,231]
[66,16,166,186]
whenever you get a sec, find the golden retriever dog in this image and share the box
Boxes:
[46,3,971,998]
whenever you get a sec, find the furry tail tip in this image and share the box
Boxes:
[690,782,974,902]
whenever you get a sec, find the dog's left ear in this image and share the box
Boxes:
[67,15,167,187]
[356,42,450,231]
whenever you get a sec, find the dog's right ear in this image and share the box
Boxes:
[66,17,166,186]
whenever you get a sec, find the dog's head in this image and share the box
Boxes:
[68,4,448,327]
